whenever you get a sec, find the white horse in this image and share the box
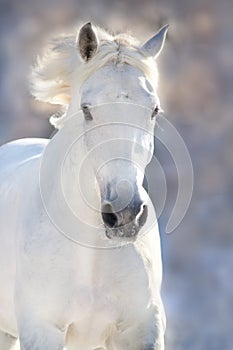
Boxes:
[0,22,168,350]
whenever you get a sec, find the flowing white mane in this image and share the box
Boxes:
[30,24,159,109]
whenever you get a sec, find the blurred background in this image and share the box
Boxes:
[0,0,232,349]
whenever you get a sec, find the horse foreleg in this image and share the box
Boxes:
[0,330,18,350]
[107,307,165,350]
[16,315,66,350]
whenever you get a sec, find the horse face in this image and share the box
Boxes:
[79,66,160,239]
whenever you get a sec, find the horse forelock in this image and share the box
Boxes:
[79,36,158,85]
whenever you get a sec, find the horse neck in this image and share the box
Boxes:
[62,137,101,220]
[43,116,105,247]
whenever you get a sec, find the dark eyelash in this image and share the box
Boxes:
[151,105,160,119]
[81,104,93,120]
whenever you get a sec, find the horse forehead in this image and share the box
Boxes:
[87,64,145,88]
[83,65,152,98]
[109,64,142,80]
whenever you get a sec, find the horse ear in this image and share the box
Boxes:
[77,22,98,62]
[141,25,169,59]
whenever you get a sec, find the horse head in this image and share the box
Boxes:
[31,22,168,240]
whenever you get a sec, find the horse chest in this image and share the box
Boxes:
[68,247,150,323]
[67,277,147,348]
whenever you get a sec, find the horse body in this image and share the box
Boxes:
[0,139,48,337]
[0,23,168,349]
[0,139,164,349]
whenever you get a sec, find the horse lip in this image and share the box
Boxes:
[105,229,138,242]
[105,229,112,239]
[104,223,140,240]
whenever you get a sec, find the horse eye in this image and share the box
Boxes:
[81,105,93,120]
[151,105,160,120]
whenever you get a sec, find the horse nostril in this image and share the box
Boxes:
[102,212,118,228]
[101,203,118,228]
[137,204,148,227]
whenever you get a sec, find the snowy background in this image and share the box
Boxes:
[0,0,233,349]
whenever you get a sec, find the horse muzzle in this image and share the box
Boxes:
[101,197,148,240]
